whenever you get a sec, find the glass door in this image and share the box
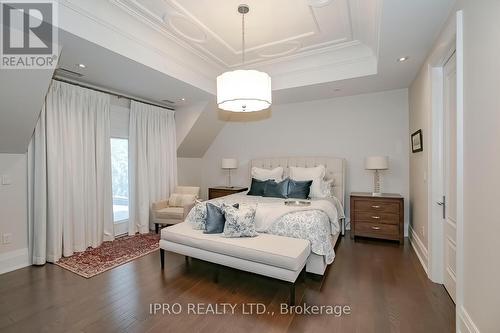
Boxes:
[111,138,129,236]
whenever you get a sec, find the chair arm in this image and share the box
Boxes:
[183,202,196,219]
[152,200,169,211]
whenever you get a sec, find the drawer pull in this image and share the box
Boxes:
[371,226,381,230]
[371,216,381,219]
[372,205,381,208]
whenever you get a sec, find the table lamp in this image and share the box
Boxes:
[221,158,238,188]
[365,156,389,196]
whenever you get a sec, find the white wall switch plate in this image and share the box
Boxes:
[2,233,13,244]
[1,175,12,185]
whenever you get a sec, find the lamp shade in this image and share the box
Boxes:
[365,156,389,170]
[221,158,238,169]
[217,70,272,112]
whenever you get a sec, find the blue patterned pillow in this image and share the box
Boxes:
[223,205,258,238]
[186,202,207,230]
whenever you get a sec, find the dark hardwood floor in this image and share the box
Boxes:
[0,234,455,333]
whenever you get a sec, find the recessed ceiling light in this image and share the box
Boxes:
[181,98,186,101]
[77,63,86,69]
[397,57,409,62]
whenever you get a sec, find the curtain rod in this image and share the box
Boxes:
[52,77,175,111]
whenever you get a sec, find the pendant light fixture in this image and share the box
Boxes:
[216,4,272,112]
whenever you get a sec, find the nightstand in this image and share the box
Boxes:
[350,192,404,244]
[208,186,248,200]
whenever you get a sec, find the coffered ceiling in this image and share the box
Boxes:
[111,0,380,70]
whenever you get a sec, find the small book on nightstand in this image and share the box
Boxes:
[350,192,404,244]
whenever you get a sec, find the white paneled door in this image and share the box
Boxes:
[441,53,457,302]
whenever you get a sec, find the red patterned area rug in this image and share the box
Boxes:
[55,233,160,278]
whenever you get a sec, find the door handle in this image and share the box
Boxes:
[437,196,446,219]
[371,226,381,230]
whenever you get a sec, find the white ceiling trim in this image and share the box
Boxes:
[108,0,366,69]
[107,0,225,69]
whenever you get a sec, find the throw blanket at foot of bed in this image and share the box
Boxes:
[254,201,339,264]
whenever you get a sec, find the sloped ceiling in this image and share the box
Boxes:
[0,68,53,153]
[177,101,226,157]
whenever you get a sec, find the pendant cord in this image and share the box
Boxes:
[241,11,245,65]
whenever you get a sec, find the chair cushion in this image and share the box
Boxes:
[161,222,310,271]
[156,207,184,219]
[168,193,196,207]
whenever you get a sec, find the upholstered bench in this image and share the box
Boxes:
[159,222,310,305]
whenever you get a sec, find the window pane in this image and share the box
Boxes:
[111,138,129,223]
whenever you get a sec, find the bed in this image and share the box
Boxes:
[162,157,346,271]
[244,156,345,274]
[160,156,346,304]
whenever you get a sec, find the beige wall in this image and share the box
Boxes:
[461,1,500,331]
[0,153,29,274]
[410,1,500,331]
[201,89,410,234]
[408,6,457,253]
[177,157,203,188]
[408,67,431,246]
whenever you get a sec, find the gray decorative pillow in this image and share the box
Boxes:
[223,205,258,238]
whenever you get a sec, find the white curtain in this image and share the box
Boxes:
[129,101,177,235]
[28,80,114,264]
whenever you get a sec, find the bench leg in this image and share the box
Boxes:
[160,249,165,270]
[289,282,296,306]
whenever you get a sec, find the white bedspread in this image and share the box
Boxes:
[185,192,344,264]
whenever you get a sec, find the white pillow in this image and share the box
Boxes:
[251,166,284,181]
[289,165,326,198]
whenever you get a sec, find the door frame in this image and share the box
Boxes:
[428,8,464,321]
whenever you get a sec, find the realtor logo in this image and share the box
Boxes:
[0,0,58,69]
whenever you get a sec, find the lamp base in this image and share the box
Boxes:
[372,192,382,197]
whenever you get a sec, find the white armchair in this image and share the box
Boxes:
[152,186,200,233]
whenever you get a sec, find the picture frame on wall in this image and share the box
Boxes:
[411,129,423,153]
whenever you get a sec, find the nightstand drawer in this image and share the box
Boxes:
[354,211,399,225]
[354,200,399,214]
[355,222,399,238]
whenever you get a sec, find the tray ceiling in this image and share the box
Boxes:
[111,0,367,68]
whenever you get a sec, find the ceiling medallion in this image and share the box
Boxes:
[216,4,272,112]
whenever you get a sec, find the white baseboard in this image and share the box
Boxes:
[408,225,428,274]
[0,248,30,275]
[458,306,480,333]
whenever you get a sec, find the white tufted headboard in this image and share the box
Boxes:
[249,156,347,206]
